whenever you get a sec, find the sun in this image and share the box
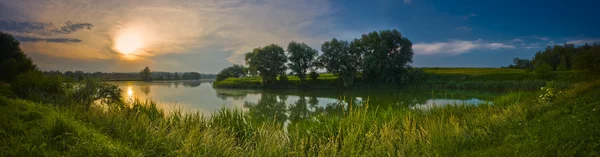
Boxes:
[114,31,143,55]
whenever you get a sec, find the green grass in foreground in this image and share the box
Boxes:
[1,80,600,156]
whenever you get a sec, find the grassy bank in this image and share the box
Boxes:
[213,68,598,90]
[2,80,599,156]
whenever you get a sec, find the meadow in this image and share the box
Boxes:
[1,72,599,156]
[213,68,596,91]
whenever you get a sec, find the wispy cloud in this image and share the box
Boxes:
[531,35,549,41]
[511,38,524,42]
[403,0,412,4]
[456,26,472,32]
[462,13,478,19]
[413,39,515,55]
[0,0,337,66]
[14,35,82,43]
[0,20,93,35]
[566,39,600,45]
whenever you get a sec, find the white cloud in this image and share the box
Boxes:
[531,35,549,41]
[413,39,515,55]
[403,0,412,4]
[456,26,472,32]
[566,39,600,45]
[462,13,478,19]
[511,38,524,42]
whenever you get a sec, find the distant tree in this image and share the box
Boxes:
[181,72,202,80]
[245,44,288,85]
[287,41,318,81]
[216,64,247,81]
[173,72,180,80]
[140,67,152,81]
[534,61,553,79]
[573,45,600,72]
[359,29,413,83]
[319,38,361,87]
[510,57,533,70]
[166,73,172,80]
[0,32,37,82]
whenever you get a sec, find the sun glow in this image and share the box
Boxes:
[114,31,143,55]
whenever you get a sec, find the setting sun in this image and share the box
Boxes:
[114,31,143,55]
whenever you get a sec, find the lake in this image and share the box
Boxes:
[108,80,497,117]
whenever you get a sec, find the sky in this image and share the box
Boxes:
[1,0,599,73]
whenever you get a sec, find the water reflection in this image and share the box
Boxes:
[109,81,496,122]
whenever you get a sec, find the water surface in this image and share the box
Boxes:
[109,80,497,117]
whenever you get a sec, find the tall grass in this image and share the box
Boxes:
[2,80,600,156]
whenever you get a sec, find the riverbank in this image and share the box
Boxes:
[2,80,599,156]
[213,68,598,90]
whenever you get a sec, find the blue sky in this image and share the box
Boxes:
[1,0,599,73]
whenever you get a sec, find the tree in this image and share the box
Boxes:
[216,64,247,81]
[287,41,318,81]
[534,61,553,79]
[245,44,288,85]
[573,45,600,72]
[0,32,36,82]
[359,29,414,83]
[140,66,152,81]
[509,57,533,69]
[319,38,361,87]
[173,73,180,80]
[166,73,172,80]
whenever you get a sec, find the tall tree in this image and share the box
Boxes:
[245,44,287,85]
[0,32,36,82]
[140,67,152,81]
[287,41,318,81]
[359,29,413,83]
[319,38,361,87]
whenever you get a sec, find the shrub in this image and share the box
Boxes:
[534,62,553,79]
[10,71,67,104]
[72,80,122,108]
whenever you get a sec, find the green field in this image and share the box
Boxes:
[213,68,598,90]
[2,79,599,156]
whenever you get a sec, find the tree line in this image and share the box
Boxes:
[505,43,600,73]
[217,29,425,87]
[42,68,211,81]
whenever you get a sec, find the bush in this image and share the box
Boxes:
[11,71,67,104]
[534,62,553,79]
[72,80,122,108]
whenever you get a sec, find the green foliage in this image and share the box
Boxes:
[3,80,600,156]
[507,57,533,69]
[359,29,414,83]
[245,44,287,85]
[71,80,122,108]
[11,71,68,104]
[139,66,152,81]
[319,38,360,87]
[539,81,558,102]
[309,71,319,80]
[0,32,37,82]
[572,45,600,72]
[534,61,553,79]
[216,64,247,81]
[528,43,600,72]
[287,41,317,81]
